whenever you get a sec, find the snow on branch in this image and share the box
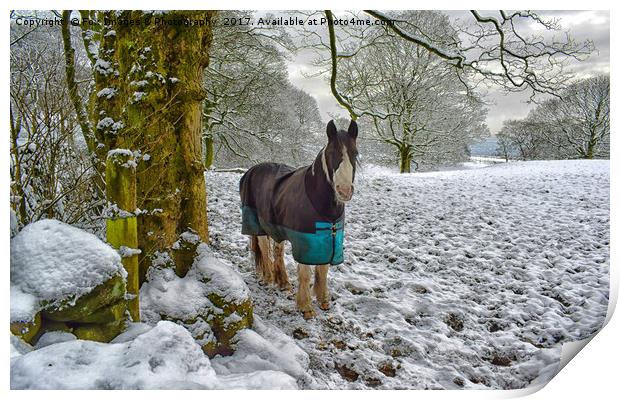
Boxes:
[361,9,595,99]
[364,10,466,67]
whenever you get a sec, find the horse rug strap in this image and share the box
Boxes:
[239,162,345,265]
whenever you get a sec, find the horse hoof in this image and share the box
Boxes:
[280,282,293,292]
[302,309,316,320]
[319,302,330,311]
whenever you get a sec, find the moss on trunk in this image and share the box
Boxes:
[105,151,139,321]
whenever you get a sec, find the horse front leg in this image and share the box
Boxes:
[314,264,330,310]
[296,264,316,319]
[273,240,292,292]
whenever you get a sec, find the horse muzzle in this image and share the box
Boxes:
[336,185,354,202]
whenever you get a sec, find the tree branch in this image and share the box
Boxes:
[325,10,359,120]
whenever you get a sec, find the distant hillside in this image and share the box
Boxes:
[469,137,499,157]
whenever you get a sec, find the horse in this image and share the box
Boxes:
[239,120,359,319]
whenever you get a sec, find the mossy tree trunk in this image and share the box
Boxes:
[94,11,216,283]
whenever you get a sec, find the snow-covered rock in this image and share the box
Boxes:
[10,219,128,343]
[211,315,313,383]
[10,312,41,344]
[11,219,126,319]
[141,243,253,357]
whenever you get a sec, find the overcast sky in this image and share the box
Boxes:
[285,10,610,135]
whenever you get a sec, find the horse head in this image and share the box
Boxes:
[322,120,359,203]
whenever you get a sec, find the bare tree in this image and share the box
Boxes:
[327,11,489,172]
[203,11,290,167]
[498,75,609,160]
[204,12,323,169]
[495,132,517,162]
[535,75,610,159]
[211,82,324,169]
[497,119,551,160]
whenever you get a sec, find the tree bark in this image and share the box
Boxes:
[204,133,214,169]
[10,109,27,225]
[61,11,97,155]
[61,10,106,199]
[399,145,412,173]
[95,11,216,283]
[586,129,597,159]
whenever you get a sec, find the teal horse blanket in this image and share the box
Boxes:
[239,162,344,265]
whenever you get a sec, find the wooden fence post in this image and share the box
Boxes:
[105,150,140,321]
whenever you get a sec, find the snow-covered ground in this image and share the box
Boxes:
[11,320,302,389]
[10,160,609,390]
[206,160,610,389]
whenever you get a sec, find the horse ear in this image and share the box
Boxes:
[326,120,337,141]
[348,120,358,139]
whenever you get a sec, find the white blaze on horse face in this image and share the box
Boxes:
[333,145,354,202]
[321,148,332,184]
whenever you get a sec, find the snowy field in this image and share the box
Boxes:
[206,160,610,389]
[11,160,609,390]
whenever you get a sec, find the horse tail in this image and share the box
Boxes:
[250,235,262,275]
